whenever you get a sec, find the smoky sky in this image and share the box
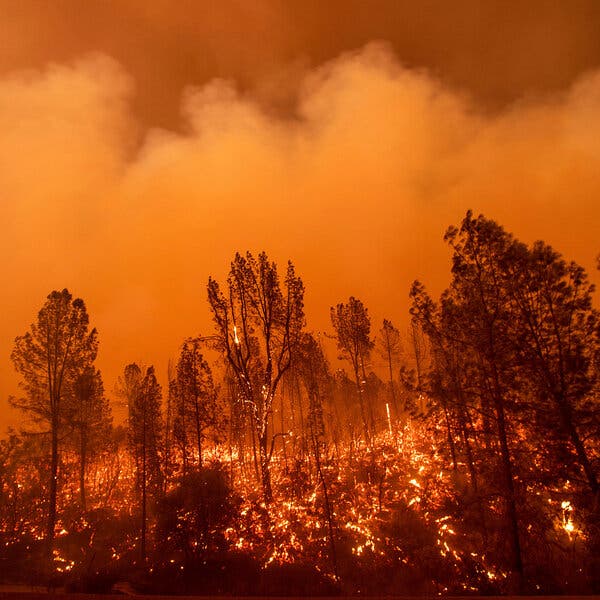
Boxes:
[4,0,600,127]
[1,2,600,429]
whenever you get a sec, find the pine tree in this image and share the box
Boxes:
[173,337,220,470]
[121,363,163,562]
[377,319,402,416]
[68,366,111,511]
[330,297,374,443]
[11,289,97,560]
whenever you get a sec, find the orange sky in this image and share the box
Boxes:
[1,1,600,430]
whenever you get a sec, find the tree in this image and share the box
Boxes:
[295,332,338,579]
[410,212,600,590]
[207,251,305,502]
[163,360,176,489]
[173,337,221,471]
[440,213,525,585]
[69,366,111,511]
[11,289,97,560]
[330,297,374,443]
[408,320,428,397]
[377,319,402,416]
[120,363,163,563]
[410,281,483,508]
[502,241,599,497]
[296,333,328,446]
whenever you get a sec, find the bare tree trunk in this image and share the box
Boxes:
[494,395,523,586]
[249,411,260,485]
[311,426,338,581]
[360,359,376,439]
[280,386,288,471]
[141,419,147,564]
[194,396,203,469]
[442,404,457,471]
[457,404,488,541]
[456,405,478,491]
[47,417,59,561]
[180,403,189,477]
[354,366,370,446]
[384,335,399,415]
[164,363,175,491]
[295,376,307,462]
[286,376,295,458]
[411,322,425,392]
[258,430,273,503]
[228,387,235,487]
[485,320,523,586]
[80,427,87,511]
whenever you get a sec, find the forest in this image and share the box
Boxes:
[0,211,598,595]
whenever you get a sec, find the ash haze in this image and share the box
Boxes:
[1,3,600,429]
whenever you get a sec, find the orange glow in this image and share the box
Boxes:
[1,41,600,427]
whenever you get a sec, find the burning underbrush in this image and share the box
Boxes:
[1,414,597,595]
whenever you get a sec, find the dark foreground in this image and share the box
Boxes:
[2,591,600,600]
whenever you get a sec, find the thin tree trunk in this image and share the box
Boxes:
[141,417,147,564]
[486,319,524,586]
[311,425,338,581]
[47,417,59,561]
[385,335,399,415]
[249,411,260,484]
[442,404,458,471]
[295,376,307,462]
[354,367,370,446]
[228,386,235,487]
[457,404,478,491]
[457,405,488,541]
[194,395,202,469]
[164,368,175,491]
[258,431,273,503]
[494,395,523,585]
[280,386,288,471]
[360,359,376,439]
[80,428,87,511]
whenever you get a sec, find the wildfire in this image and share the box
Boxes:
[0,407,595,594]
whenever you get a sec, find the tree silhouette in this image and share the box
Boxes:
[502,240,599,496]
[377,319,402,416]
[11,289,97,560]
[120,363,163,563]
[68,366,111,511]
[330,297,374,443]
[411,211,600,589]
[173,337,221,471]
[207,251,305,502]
[438,214,525,586]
